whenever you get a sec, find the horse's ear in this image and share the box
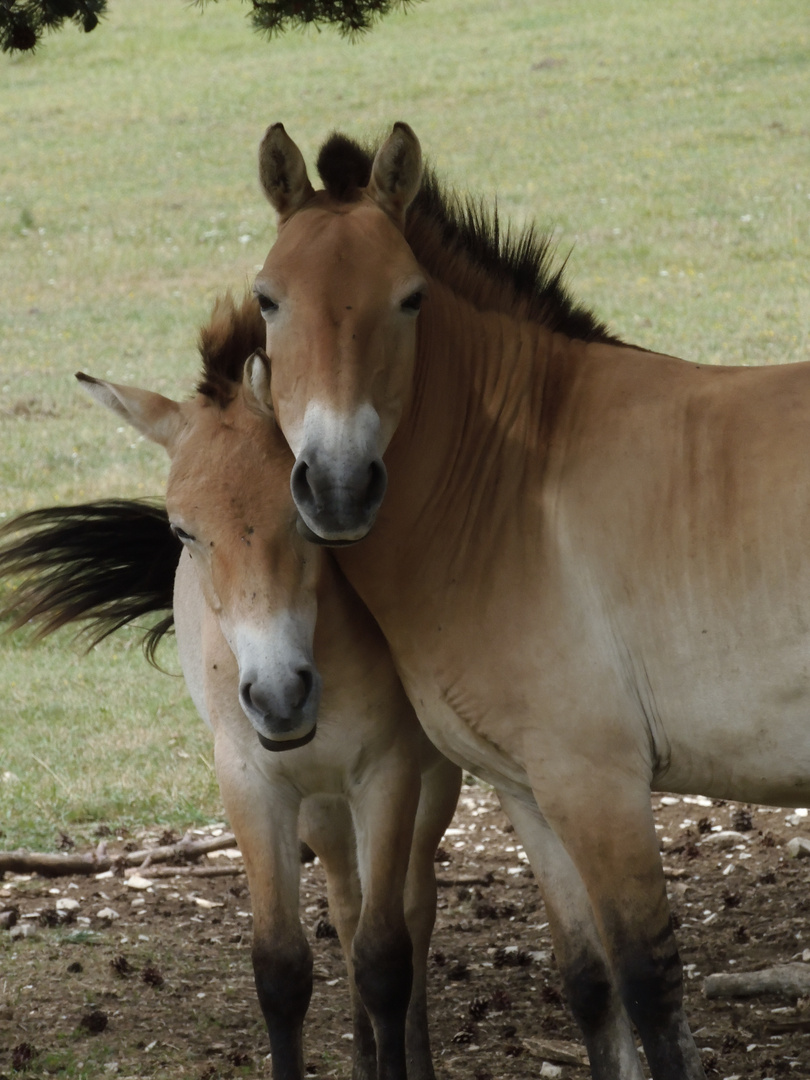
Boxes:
[258,123,315,221]
[76,372,185,453]
[242,349,274,418]
[367,122,422,227]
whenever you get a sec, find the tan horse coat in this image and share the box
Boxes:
[253,123,810,1080]
[78,332,461,1080]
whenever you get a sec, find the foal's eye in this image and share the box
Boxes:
[401,290,424,314]
[256,293,279,315]
[171,524,196,544]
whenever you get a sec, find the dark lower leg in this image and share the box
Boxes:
[614,917,705,1080]
[403,877,438,1080]
[497,790,644,1080]
[253,938,313,1080]
[353,927,413,1080]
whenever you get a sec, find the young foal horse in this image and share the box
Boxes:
[0,294,460,1080]
[249,122,810,1080]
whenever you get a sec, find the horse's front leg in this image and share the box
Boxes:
[299,795,377,1080]
[350,747,422,1080]
[529,749,705,1080]
[402,754,461,1080]
[497,790,645,1080]
[215,734,311,1080]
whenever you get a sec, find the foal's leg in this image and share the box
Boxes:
[402,755,462,1080]
[185,592,312,1080]
[497,790,645,1080]
[300,796,377,1080]
[214,732,312,1080]
[350,748,422,1080]
[530,767,705,1080]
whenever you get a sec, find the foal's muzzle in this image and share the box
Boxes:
[239,665,321,751]
[291,453,387,544]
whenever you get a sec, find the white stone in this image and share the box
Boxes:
[125,875,153,890]
[56,897,80,912]
[786,837,810,859]
[540,1065,563,1079]
[9,924,37,940]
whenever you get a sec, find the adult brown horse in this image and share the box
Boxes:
[251,122,810,1080]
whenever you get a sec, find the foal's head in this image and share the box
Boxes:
[77,353,323,751]
[254,122,426,545]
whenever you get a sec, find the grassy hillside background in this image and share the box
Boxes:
[1,0,808,847]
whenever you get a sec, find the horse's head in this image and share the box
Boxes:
[254,122,426,545]
[77,353,323,751]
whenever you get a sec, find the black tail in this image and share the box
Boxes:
[0,500,182,665]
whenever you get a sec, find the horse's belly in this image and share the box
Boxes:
[396,673,532,799]
[652,661,810,806]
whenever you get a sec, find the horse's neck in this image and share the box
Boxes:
[401,282,553,524]
[341,287,559,617]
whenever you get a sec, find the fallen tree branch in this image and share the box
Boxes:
[436,873,496,888]
[704,963,810,1000]
[0,832,239,879]
[124,863,244,880]
[764,1017,810,1035]
[0,851,112,877]
[522,1036,589,1066]
[126,832,238,868]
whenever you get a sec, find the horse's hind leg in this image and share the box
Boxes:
[214,734,312,1080]
[402,755,462,1080]
[498,791,645,1080]
[299,795,377,1080]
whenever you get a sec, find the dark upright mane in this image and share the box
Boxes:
[196,291,266,404]
[316,132,620,345]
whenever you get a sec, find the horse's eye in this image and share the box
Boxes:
[256,293,279,315]
[171,524,196,544]
[401,291,423,313]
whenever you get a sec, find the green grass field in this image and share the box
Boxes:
[1,0,808,848]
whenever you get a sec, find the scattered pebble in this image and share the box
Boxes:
[9,924,38,940]
[540,1065,563,1079]
[786,836,810,858]
[126,875,153,891]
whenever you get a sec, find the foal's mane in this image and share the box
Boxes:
[317,133,621,345]
[196,291,266,405]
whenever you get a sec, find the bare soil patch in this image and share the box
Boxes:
[2,787,810,1079]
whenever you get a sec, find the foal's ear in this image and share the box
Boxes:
[258,123,315,222]
[367,122,422,227]
[76,373,184,453]
[241,349,274,418]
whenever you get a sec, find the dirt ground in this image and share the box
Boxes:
[2,784,810,1080]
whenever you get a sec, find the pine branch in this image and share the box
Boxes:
[0,1,105,54]
[1,0,420,55]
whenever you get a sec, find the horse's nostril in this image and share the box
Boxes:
[293,668,314,711]
[291,458,314,509]
[366,458,387,508]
